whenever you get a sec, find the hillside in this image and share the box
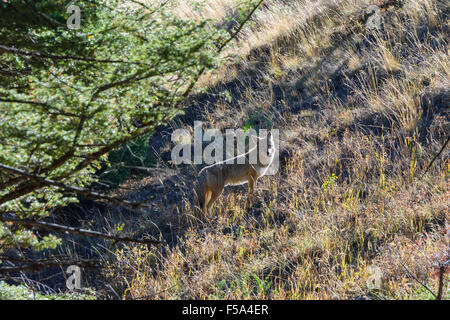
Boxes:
[0,0,448,300]
[102,0,449,299]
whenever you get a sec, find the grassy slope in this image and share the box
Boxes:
[105,0,449,299]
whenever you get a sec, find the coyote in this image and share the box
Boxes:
[194,131,276,215]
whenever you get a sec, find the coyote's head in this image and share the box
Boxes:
[248,130,276,167]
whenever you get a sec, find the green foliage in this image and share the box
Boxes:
[214,272,273,299]
[0,223,61,251]
[100,132,155,188]
[244,110,272,132]
[0,0,226,250]
[322,173,338,191]
[0,281,95,300]
[414,283,449,300]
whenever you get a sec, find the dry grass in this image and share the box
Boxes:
[103,0,449,300]
[171,0,239,21]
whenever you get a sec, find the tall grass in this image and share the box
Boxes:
[104,0,449,300]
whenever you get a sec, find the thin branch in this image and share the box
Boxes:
[0,163,151,210]
[217,0,265,51]
[0,149,76,190]
[92,70,146,98]
[22,0,64,27]
[0,98,81,118]
[0,258,102,274]
[422,136,450,177]
[0,216,161,245]
[389,246,437,299]
[0,44,149,66]
[0,122,157,206]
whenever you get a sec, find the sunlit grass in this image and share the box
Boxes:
[105,0,449,300]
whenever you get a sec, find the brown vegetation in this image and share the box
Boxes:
[103,0,449,299]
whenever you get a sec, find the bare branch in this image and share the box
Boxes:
[0,121,157,206]
[0,216,161,245]
[0,163,152,210]
[389,245,437,299]
[0,257,102,274]
[217,0,265,51]
[422,136,450,177]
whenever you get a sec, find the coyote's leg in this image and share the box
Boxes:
[206,187,223,213]
[247,174,257,207]
[203,189,212,215]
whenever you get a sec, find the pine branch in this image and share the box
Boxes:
[0,44,149,66]
[0,122,158,207]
